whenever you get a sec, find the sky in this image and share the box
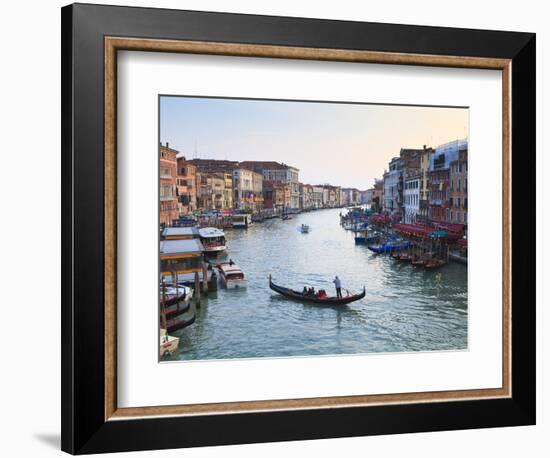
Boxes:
[160,96,468,190]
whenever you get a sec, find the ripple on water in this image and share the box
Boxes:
[174,208,468,361]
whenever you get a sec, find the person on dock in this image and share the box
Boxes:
[333,275,342,299]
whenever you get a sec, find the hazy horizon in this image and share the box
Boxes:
[160,96,468,190]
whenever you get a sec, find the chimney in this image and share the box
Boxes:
[166,142,169,148]
[423,144,426,150]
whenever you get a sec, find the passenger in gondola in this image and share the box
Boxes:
[229,259,234,266]
[308,287,315,296]
[302,286,308,295]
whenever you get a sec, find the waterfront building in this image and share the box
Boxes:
[176,156,197,215]
[222,172,234,210]
[324,185,342,207]
[418,146,434,223]
[360,189,372,205]
[299,183,314,210]
[233,167,264,211]
[383,162,399,214]
[321,187,329,207]
[195,172,212,210]
[369,179,384,212]
[208,174,227,210]
[428,138,467,223]
[449,145,468,226]
[264,180,291,211]
[239,161,300,209]
[403,173,421,223]
[341,188,361,206]
[312,186,324,208]
[160,142,179,226]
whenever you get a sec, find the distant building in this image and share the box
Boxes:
[176,156,196,215]
[233,167,263,211]
[299,183,314,210]
[372,179,383,211]
[159,143,179,226]
[239,161,300,209]
[187,159,237,211]
[341,188,361,206]
[264,180,291,211]
[312,186,324,208]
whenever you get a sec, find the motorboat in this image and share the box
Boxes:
[217,261,247,289]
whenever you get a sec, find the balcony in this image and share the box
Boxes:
[160,195,175,202]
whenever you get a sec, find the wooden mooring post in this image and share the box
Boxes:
[194,271,201,308]
[202,263,209,294]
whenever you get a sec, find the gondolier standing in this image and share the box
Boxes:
[333,275,342,299]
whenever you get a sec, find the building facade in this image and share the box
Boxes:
[449,146,468,226]
[159,143,179,226]
[176,157,196,215]
[233,167,263,211]
[239,161,300,209]
[418,146,434,223]
[429,138,467,223]
[403,173,421,223]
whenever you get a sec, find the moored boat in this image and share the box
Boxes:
[160,329,179,357]
[231,214,252,229]
[217,261,247,289]
[367,240,411,253]
[198,227,227,256]
[424,258,447,269]
[159,284,190,307]
[269,276,365,305]
[161,285,193,317]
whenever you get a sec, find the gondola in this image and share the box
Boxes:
[269,276,365,305]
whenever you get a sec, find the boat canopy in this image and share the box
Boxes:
[160,239,204,257]
[198,227,225,238]
[162,227,200,239]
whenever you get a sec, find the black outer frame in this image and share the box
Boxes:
[61,3,536,454]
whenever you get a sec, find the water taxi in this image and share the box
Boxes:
[198,227,227,256]
[300,224,310,233]
[231,214,252,229]
[217,261,247,289]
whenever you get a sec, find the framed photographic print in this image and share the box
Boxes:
[61,3,536,454]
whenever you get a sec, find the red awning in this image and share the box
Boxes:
[394,223,436,237]
[433,221,465,235]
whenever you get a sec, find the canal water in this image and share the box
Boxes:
[171,208,468,361]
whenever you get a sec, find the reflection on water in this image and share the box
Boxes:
[170,208,467,361]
